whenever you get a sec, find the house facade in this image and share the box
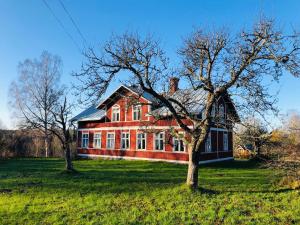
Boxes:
[73,80,237,164]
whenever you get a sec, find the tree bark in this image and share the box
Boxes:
[64,130,73,171]
[186,147,201,189]
[65,145,73,171]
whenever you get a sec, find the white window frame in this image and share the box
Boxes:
[93,132,101,148]
[173,133,185,152]
[154,132,165,151]
[132,105,141,121]
[205,132,212,153]
[136,132,146,150]
[81,132,89,148]
[223,132,229,151]
[111,105,120,122]
[219,104,225,123]
[121,132,130,150]
[211,103,216,120]
[106,132,115,149]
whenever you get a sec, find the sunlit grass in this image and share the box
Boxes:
[0,158,299,224]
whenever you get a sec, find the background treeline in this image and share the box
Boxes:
[0,129,77,158]
[234,111,300,189]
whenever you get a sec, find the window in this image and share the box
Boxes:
[154,132,164,151]
[106,132,115,149]
[93,133,101,148]
[205,132,212,152]
[219,104,225,123]
[112,105,120,122]
[121,132,130,150]
[137,133,146,150]
[133,105,141,121]
[223,132,228,151]
[173,134,185,152]
[211,103,216,118]
[82,132,89,148]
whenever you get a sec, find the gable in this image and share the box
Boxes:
[97,85,154,110]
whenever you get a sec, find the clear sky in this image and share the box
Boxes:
[1,0,300,129]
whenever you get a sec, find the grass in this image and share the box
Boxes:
[0,158,299,225]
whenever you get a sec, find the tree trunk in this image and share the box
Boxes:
[65,144,73,171]
[186,149,200,189]
[45,135,49,158]
[64,129,73,171]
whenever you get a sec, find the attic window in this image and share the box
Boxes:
[219,104,225,123]
[133,105,141,121]
[112,105,120,122]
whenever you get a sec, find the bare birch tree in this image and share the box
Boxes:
[75,18,300,189]
[9,51,63,157]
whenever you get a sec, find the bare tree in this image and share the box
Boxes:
[75,18,300,189]
[49,95,75,171]
[235,117,273,157]
[9,51,63,157]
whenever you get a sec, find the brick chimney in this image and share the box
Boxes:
[169,77,179,94]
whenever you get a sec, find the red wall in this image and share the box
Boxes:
[77,90,234,162]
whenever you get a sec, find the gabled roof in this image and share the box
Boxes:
[97,85,156,109]
[71,105,105,122]
[150,88,208,117]
[150,89,239,121]
[73,84,239,123]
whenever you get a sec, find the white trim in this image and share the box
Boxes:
[111,104,120,122]
[136,132,147,150]
[78,154,234,165]
[121,131,130,150]
[172,132,186,153]
[96,85,152,108]
[93,132,102,149]
[223,132,229,151]
[81,132,89,148]
[205,132,212,153]
[78,126,229,132]
[153,131,165,151]
[132,105,141,121]
[106,132,115,149]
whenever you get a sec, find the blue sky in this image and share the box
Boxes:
[0,0,300,129]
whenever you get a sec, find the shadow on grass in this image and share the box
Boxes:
[0,158,281,195]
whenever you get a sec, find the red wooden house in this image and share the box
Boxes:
[72,79,238,164]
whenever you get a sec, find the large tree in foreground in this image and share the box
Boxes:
[9,51,63,157]
[75,18,300,189]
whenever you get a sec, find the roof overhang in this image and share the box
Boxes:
[96,85,152,109]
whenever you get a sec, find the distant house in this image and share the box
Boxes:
[72,79,238,164]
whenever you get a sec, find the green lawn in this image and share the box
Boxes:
[0,158,299,225]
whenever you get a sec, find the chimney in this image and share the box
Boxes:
[169,77,179,94]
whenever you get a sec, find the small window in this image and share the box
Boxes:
[106,132,115,149]
[133,105,141,121]
[137,133,146,150]
[211,103,216,119]
[223,132,228,151]
[173,135,185,152]
[121,132,130,150]
[93,133,101,148]
[219,104,225,123]
[82,132,89,148]
[205,132,212,152]
[112,105,120,122]
[154,132,164,151]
